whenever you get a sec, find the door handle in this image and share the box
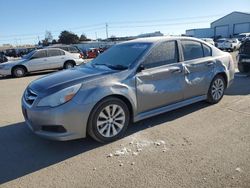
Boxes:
[43,59,47,61]
[170,67,182,74]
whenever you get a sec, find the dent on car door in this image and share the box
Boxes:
[27,50,48,71]
[136,40,184,113]
[181,40,215,99]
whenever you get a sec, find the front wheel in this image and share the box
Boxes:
[206,75,226,104]
[87,97,130,143]
[12,67,26,78]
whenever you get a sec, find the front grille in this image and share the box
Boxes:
[24,88,37,105]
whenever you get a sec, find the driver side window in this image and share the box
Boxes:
[32,50,47,59]
[143,41,179,69]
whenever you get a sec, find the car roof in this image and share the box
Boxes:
[120,36,207,45]
[38,48,65,52]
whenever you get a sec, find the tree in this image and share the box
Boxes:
[79,34,87,41]
[58,30,79,44]
[42,38,49,46]
[45,31,53,43]
[52,39,57,44]
[80,34,91,41]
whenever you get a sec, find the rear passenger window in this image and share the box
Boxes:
[48,49,63,57]
[69,47,79,53]
[143,41,178,69]
[202,44,212,57]
[60,50,65,55]
[182,40,203,61]
[60,47,68,51]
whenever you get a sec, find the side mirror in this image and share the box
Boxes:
[137,64,145,73]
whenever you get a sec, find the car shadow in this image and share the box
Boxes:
[0,101,209,184]
[0,70,57,80]
[0,122,102,184]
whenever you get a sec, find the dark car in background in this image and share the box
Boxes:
[0,53,8,63]
[238,39,250,73]
[5,48,18,57]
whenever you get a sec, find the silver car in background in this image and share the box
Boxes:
[0,48,84,77]
[22,37,234,143]
[201,38,215,46]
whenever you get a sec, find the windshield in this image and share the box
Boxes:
[22,50,36,59]
[91,43,151,70]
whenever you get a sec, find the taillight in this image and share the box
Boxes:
[79,53,83,58]
[228,55,234,70]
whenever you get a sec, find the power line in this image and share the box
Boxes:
[109,20,214,29]
[108,14,224,25]
[0,14,223,44]
[1,23,105,38]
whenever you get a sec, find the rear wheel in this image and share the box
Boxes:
[12,66,26,78]
[207,75,226,104]
[87,97,130,143]
[64,61,75,69]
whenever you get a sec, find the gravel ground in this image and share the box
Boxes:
[0,54,249,188]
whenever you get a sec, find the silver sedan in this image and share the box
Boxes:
[0,48,84,77]
[22,37,235,143]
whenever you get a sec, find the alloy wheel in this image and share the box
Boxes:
[211,78,225,101]
[96,104,126,138]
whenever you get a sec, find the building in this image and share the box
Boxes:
[186,11,250,38]
[186,28,214,38]
[211,12,250,38]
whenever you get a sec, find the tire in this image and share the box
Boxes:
[206,75,226,104]
[238,63,246,73]
[87,97,130,143]
[64,61,75,69]
[12,66,26,78]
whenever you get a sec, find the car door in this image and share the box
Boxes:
[47,49,66,69]
[181,40,215,99]
[136,40,184,113]
[25,50,49,72]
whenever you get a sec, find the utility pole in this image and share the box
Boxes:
[105,23,109,39]
[95,32,98,40]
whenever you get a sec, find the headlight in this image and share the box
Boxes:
[37,84,82,107]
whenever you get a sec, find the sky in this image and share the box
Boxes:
[0,0,250,46]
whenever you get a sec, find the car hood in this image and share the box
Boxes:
[0,59,25,66]
[29,65,118,94]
